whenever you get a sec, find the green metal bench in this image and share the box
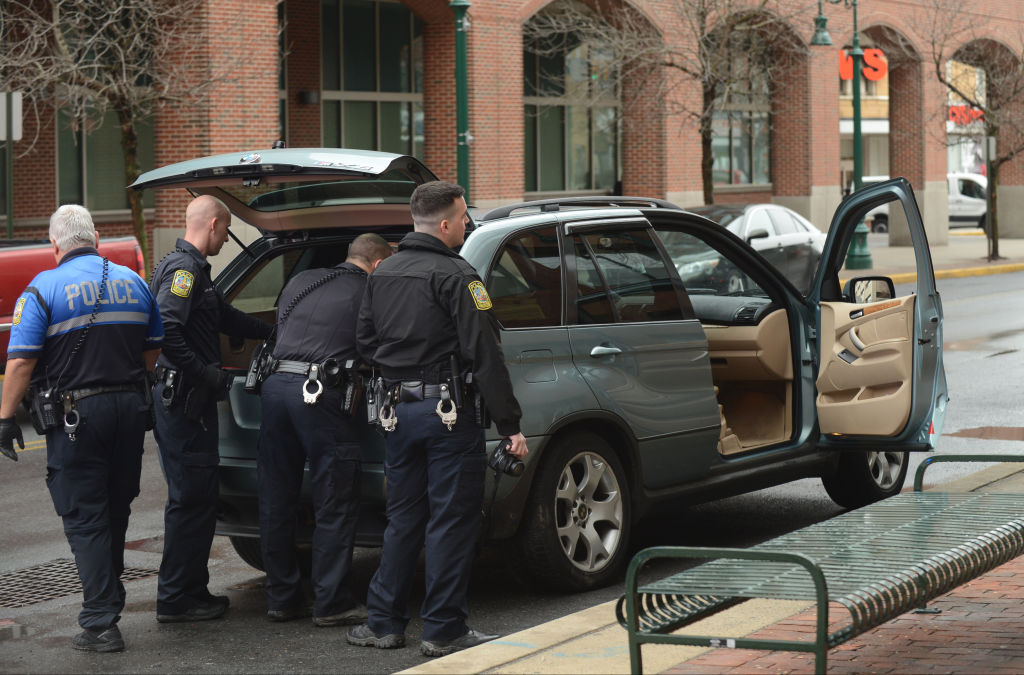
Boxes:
[616,455,1024,674]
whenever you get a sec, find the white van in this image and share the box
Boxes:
[851,173,987,232]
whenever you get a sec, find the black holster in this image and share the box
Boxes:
[244,339,276,395]
[339,360,363,417]
[28,388,62,435]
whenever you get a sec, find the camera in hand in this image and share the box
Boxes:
[488,437,524,477]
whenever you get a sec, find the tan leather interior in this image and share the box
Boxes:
[816,296,915,435]
[704,310,793,455]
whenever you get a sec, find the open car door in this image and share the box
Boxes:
[808,178,947,451]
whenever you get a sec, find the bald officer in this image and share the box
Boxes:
[150,195,271,623]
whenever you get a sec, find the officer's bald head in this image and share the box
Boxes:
[184,195,232,257]
[347,233,392,273]
[49,204,98,254]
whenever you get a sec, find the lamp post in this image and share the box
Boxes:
[450,0,471,201]
[812,0,872,269]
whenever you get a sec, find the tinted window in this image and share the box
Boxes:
[655,227,766,297]
[488,226,563,329]
[574,228,684,324]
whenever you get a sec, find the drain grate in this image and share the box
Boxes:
[0,559,158,608]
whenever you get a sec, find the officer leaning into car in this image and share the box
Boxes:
[0,205,163,653]
[348,181,528,657]
[150,195,272,623]
[256,233,392,626]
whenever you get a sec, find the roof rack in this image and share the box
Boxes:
[478,195,682,221]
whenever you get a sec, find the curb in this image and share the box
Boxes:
[845,260,1024,286]
[404,462,1024,674]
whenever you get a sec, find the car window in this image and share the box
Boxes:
[226,243,349,313]
[654,226,767,298]
[768,208,798,235]
[572,228,685,324]
[487,226,562,329]
[959,179,985,199]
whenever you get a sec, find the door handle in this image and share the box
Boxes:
[590,345,622,357]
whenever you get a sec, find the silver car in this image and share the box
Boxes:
[132,150,948,592]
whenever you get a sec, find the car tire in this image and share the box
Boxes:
[228,535,313,577]
[517,432,631,592]
[821,450,909,509]
[229,536,265,571]
[871,216,888,233]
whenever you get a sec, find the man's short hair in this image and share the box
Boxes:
[49,204,98,252]
[409,181,465,226]
[347,233,392,265]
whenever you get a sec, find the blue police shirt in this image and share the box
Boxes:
[9,247,163,390]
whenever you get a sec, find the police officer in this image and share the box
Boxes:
[0,205,163,652]
[257,233,392,625]
[150,195,271,623]
[348,181,528,657]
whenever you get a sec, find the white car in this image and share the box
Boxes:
[687,203,827,294]
[855,173,987,232]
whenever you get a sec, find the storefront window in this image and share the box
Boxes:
[523,21,620,194]
[321,0,423,157]
[712,48,771,186]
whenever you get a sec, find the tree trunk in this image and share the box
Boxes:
[700,85,716,205]
[118,108,149,277]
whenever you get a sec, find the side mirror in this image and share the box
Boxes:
[746,229,769,243]
[843,276,896,304]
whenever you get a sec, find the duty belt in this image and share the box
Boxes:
[273,360,318,376]
[64,383,142,402]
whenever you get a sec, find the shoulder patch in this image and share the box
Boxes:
[468,280,492,310]
[171,269,195,298]
[12,297,26,325]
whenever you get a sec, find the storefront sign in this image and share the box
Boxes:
[948,105,984,126]
[839,48,887,81]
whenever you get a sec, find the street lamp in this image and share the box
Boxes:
[813,0,872,269]
[450,0,471,201]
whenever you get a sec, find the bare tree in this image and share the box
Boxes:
[918,0,1024,260]
[523,0,810,205]
[0,0,267,272]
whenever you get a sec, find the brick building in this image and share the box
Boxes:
[2,0,1022,265]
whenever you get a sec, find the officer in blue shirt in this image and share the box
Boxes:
[149,195,271,623]
[0,205,163,653]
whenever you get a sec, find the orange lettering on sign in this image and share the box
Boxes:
[948,105,984,125]
[839,48,888,81]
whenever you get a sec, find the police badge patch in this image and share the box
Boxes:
[12,297,26,325]
[468,280,492,310]
[171,269,195,298]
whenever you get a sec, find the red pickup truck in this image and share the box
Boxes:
[0,237,146,370]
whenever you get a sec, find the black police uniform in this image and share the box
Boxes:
[356,232,522,642]
[7,247,162,630]
[257,262,368,618]
[150,238,271,617]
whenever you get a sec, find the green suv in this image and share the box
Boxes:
[131,148,947,591]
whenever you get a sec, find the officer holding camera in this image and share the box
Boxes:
[349,181,528,657]
[255,233,392,625]
[0,205,163,652]
[150,195,271,623]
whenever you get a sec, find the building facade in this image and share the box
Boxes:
[3,0,1023,264]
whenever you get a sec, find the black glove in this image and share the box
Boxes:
[202,364,234,401]
[0,417,24,462]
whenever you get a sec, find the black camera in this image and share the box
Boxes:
[488,437,524,477]
[30,388,62,434]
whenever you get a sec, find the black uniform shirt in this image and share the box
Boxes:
[150,238,270,380]
[357,232,522,436]
[273,262,367,363]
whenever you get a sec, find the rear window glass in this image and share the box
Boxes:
[488,226,562,329]
[219,170,417,212]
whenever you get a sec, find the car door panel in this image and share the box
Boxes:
[810,178,947,450]
[816,296,914,435]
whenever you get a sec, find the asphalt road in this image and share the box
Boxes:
[1,270,1022,673]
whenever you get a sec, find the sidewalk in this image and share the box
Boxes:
[847,230,1024,283]
[401,463,1024,674]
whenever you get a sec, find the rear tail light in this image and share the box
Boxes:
[135,244,145,275]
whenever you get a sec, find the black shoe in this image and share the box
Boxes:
[267,605,312,622]
[313,604,368,627]
[420,628,498,657]
[156,598,228,623]
[346,623,405,649]
[204,593,230,608]
[72,625,125,653]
